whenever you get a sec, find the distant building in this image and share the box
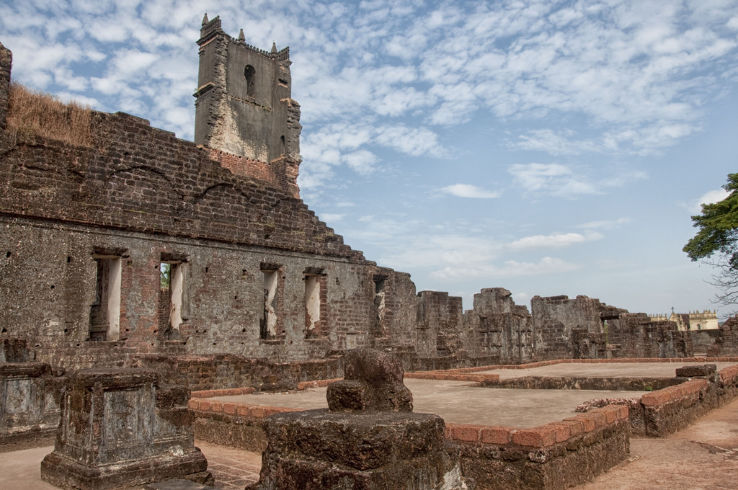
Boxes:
[648,310,719,331]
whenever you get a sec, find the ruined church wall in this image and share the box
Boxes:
[690,321,738,356]
[414,291,464,359]
[0,216,390,368]
[0,47,427,370]
[607,314,691,358]
[461,288,535,363]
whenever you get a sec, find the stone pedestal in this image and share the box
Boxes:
[252,409,454,489]
[0,361,62,448]
[41,368,211,489]
[249,348,465,489]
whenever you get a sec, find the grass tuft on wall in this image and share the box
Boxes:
[7,83,92,147]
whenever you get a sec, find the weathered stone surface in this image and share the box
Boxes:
[250,350,466,489]
[194,16,301,167]
[327,348,412,412]
[450,419,630,490]
[40,368,211,489]
[0,360,63,451]
[0,338,30,362]
[675,364,717,378]
[250,410,459,490]
[0,42,10,130]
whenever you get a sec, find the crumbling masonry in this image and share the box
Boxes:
[1,19,737,395]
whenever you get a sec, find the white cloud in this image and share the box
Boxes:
[693,188,730,213]
[441,184,500,199]
[512,291,530,305]
[89,19,129,42]
[3,0,736,162]
[320,213,344,223]
[374,125,445,157]
[300,122,447,191]
[509,231,603,250]
[508,163,598,198]
[577,218,630,230]
[508,163,646,199]
[344,150,377,175]
[512,129,600,155]
[431,256,579,281]
[56,92,99,108]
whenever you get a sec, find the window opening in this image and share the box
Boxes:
[89,256,122,341]
[372,275,387,336]
[244,65,256,97]
[304,268,326,338]
[159,260,186,337]
[261,268,279,339]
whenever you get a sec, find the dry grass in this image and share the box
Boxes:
[7,82,92,147]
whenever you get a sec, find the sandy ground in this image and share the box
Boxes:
[214,377,646,427]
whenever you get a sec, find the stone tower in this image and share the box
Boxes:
[194,15,301,164]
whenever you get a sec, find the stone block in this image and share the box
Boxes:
[0,361,62,449]
[676,364,716,378]
[40,368,211,489]
[327,349,412,412]
[251,409,458,489]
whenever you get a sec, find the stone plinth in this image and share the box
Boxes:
[251,409,454,489]
[0,361,62,449]
[250,348,465,489]
[41,368,211,489]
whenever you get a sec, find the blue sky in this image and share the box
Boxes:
[2,0,738,317]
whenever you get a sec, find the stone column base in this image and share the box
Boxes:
[41,447,212,489]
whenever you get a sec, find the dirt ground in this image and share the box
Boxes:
[578,396,738,489]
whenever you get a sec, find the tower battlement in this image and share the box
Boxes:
[194,15,301,166]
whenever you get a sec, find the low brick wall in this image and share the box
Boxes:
[489,376,679,391]
[189,401,629,488]
[445,405,630,489]
[423,356,738,374]
[573,365,738,437]
[639,379,709,436]
[630,365,738,437]
[190,399,297,452]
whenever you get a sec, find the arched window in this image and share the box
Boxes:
[244,65,256,97]
[280,135,286,155]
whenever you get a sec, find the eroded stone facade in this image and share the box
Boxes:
[1,24,736,393]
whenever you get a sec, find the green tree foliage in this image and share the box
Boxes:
[684,173,738,312]
[160,262,171,289]
[684,173,738,265]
